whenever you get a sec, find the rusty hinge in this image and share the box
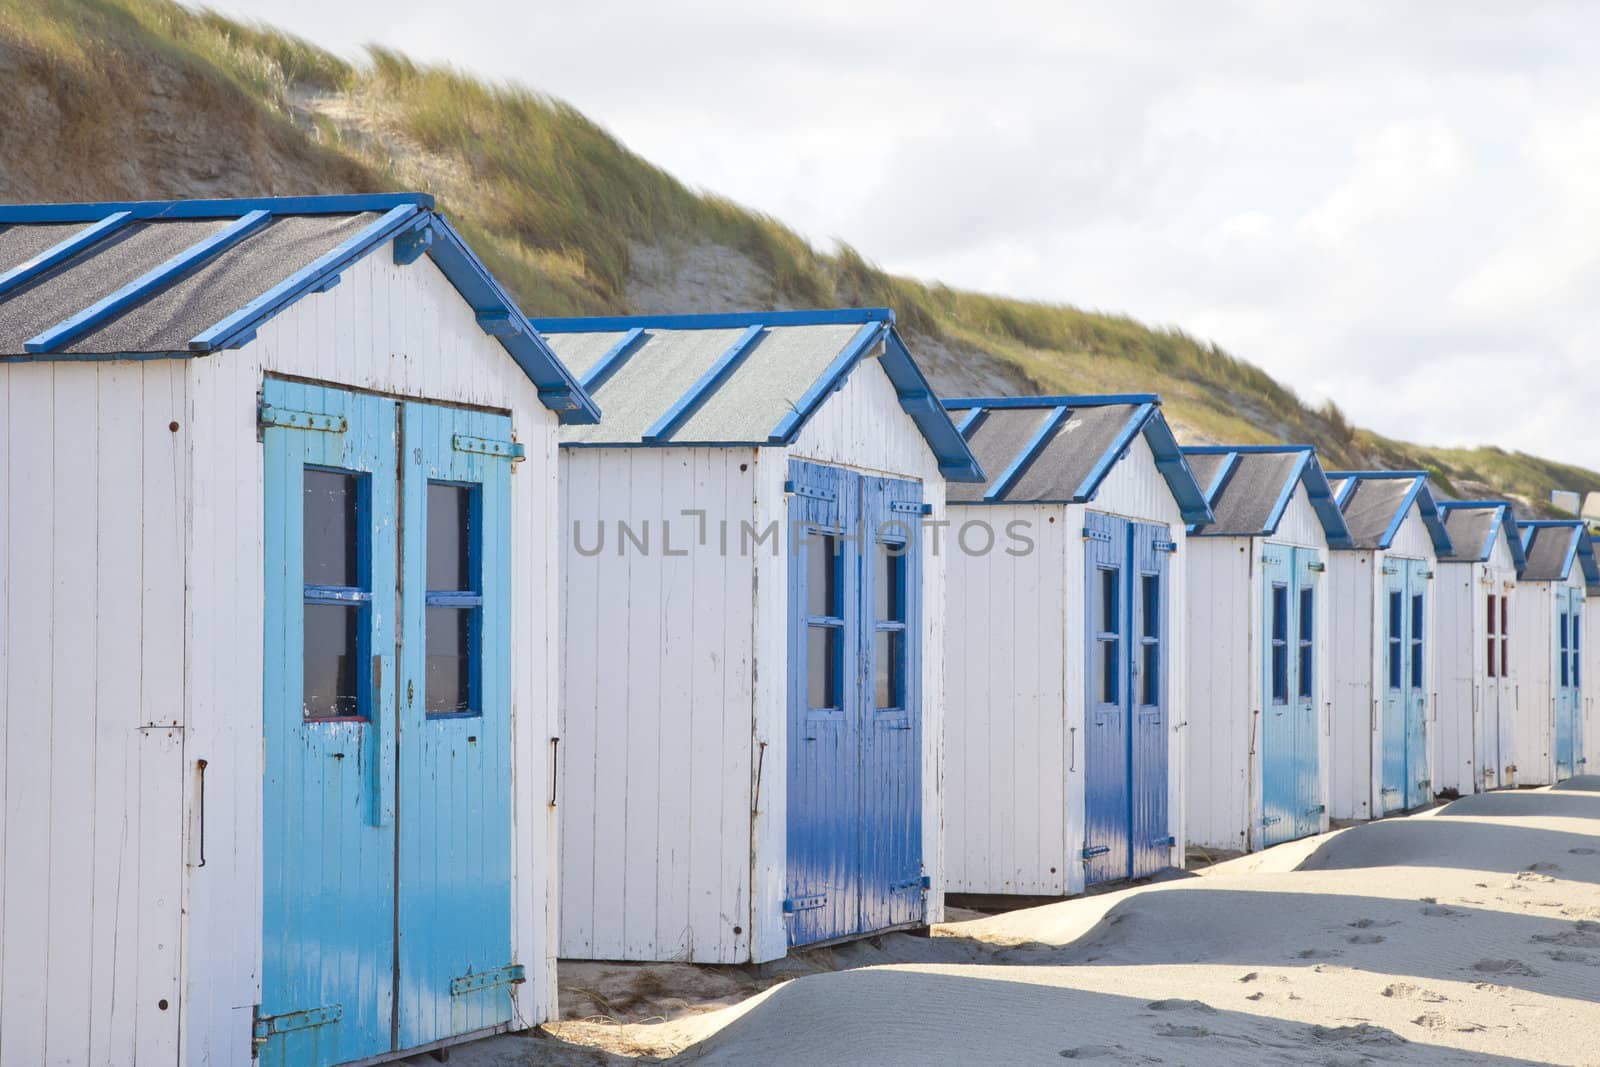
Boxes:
[784,894,827,913]
[253,1004,341,1046]
[258,403,346,433]
[451,963,525,997]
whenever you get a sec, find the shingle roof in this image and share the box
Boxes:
[0,194,598,422]
[938,395,1212,522]
[1182,445,1351,545]
[535,309,984,480]
[1437,501,1525,568]
[1519,521,1600,585]
[1324,471,1452,554]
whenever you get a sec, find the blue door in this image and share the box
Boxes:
[1554,587,1584,781]
[260,381,519,1066]
[1379,558,1430,813]
[785,460,924,946]
[1083,513,1172,885]
[1259,546,1323,847]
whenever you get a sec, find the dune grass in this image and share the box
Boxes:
[1,0,1595,511]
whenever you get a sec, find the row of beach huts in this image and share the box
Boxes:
[0,193,1594,1066]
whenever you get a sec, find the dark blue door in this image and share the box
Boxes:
[786,460,924,946]
[261,382,519,1066]
[1083,513,1172,885]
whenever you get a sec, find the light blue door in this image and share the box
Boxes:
[1260,547,1295,846]
[260,382,518,1065]
[1129,523,1172,879]
[1404,562,1431,809]
[1380,558,1430,813]
[1293,551,1324,838]
[1554,587,1584,781]
[786,461,925,945]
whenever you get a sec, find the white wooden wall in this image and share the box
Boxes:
[1184,537,1253,852]
[1510,569,1585,786]
[183,249,563,1063]
[0,360,188,1066]
[559,446,759,964]
[1433,561,1479,795]
[1327,551,1375,819]
[944,432,1186,896]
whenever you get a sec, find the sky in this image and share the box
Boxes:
[216,1,1600,470]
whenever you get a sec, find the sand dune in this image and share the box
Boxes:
[436,786,1600,1065]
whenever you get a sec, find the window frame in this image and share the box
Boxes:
[302,464,374,723]
[422,479,484,720]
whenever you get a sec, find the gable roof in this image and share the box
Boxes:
[1324,471,1453,554]
[1519,520,1600,586]
[1182,445,1352,545]
[938,395,1213,522]
[534,308,984,480]
[1437,501,1526,569]
[0,194,598,423]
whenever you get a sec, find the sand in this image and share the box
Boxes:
[420,782,1600,1066]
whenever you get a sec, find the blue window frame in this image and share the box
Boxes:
[1096,566,1120,705]
[805,530,844,712]
[1387,590,1403,691]
[874,539,909,710]
[1410,592,1425,689]
[1270,583,1289,705]
[1139,573,1160,706]
[424,481,482,717]
[1297,585,1314,700]
[303,467,372,721]
[1560,610,1571,688]
[1575,613,1583,688]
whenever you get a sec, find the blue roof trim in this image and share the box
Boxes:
[1075,402,1155,501]
[645,324,765,442]
[1300,458,1355,549]
[877,329,985,482]
[955,407,985,435]
[944,393,1159,410]
[1183,449,1239,535]
[1520,521,1599,585]
[1438,501,1526,568]
[767,321,887,443]
[0,211,133,298]
[189,204,422,351]
[0,193,433,223]
[27,209,273,353]
[1139,409,1214,525]
[532,307,894,332]
[1329,471,1452,554]
[579,326,645,391]
[985,405,1070,501]
[1262,449,1314,535]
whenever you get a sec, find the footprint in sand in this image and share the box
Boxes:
[1237,971,1259,983]
[1526,862,1561,872]
[1382,982,1448,1003]
[1471,959,1542,977]
[1531,920,1600,949]
[1245,992,1265,1001]
[1146,999,1218,1014]
[1347,933,1387,945]
[1421,904,1468,918]
[1153,1023,1212,1039]
[1296,948,1341,960]
[1569,847,1597,856]
[1543,949,1593,964]
[1348,918,1399,929]
[1309,1023,1407,1047]
[1058,1046,1119,1060]
[1412,1012,1447,1029]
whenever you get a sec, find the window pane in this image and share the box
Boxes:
[1142,642,1159,706]
[1500,595,1509,638]
[808,625,840,709]
[1142,575,1159,638]
[1272,644,1288,704]
[1487,633,1497,678]
[806,534,840,618]
[876,544,906,622]
[1486,593,1496,634]
[427,483,472,592]
[304,603,360,719]
[1100,568,1118,634]
[1272,585,1288,642]
[1100,640,1119,705]
[426,606,472,714]
[1559,612,1569,654]
[875,630,904,708]
[1411,593,1425,689]
[1388,590,1402,641]
[304,470,359,587]
[1575,618,1583,687]
[1412,592,1424,643]
[1299,586,1314,699]
[1500,596,1510,677]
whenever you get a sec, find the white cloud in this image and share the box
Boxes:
[212,0,1600,469]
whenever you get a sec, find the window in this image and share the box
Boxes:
[1387,590,1403,691]
[1298,586,1314,700]
[1486,593,1497,679]
[806,532,843,711]
[1500,595,1510,678]
[1140,574,1160,706]
[303,469,369,720]
[1270,583,1289,705]
[1574,614,1582,688]
[1410,592,1425,690]
[424,483,481,716]
[1560,611,1570,688]
[1097,567,1120,705]
[874,541,908,709]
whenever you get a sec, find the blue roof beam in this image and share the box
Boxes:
[26,209,273,353]
[0,211,133,298]
[0,193,432,224]
[986,405,1071,501]
[645,324,766,442]
[579,327,646,391]
[768,322,887,443]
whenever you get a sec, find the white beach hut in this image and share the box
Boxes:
[540,308,983,964]
[0,194,593,1066]
[941,395,1213,896]
[1324,471,1453,820]
[1433,501,1525,795]
[1182,446,1353,855]
[1509,520,1598,785]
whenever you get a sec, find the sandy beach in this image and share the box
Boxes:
[428,778,1600,1065]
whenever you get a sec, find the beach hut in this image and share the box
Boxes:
[1509,521,1598,785]
[1433,502,1525,794]
[0,194,594,1065]
[1323,471,1453,820]
[1181,446,1353,854]
[941,395,1213,896]
[540,308,983,963]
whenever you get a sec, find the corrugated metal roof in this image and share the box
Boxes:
[1325,471,1452,553]
[1437,501,1524,567]
[940,395,1212,522]
[0,194,598,423]
[1182,445,1352,545]
[535,309,985,481]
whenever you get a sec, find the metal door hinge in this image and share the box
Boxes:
[258,403,346,433]
[1083,529,1113,543]
[453,433,525,461]
[783,480,836,502]
[1152,835,1177,847]
[1081,844,1111,858]
[1306,804,1327,816]
[784,894,827,913]
[1307,561,1327,572]
[889,875,929,892]
[253,1004,341,1044]
[889,500,930,516]
[451,964,525,997]
[1262,815,1283,825]
[1154,540,1178,553]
